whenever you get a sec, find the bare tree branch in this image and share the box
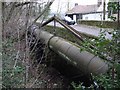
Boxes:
[31,0,55,25]
[15,2,31,7]
[5,2,17,22]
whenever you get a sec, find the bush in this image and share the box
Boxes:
[73,29,120,89]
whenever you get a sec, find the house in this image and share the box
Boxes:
[66,0,111,21]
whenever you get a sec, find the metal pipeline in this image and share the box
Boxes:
[33,29,108,75]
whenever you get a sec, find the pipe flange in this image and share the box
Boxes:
[48,35,55,50]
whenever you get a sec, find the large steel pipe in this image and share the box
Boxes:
[34,29,108,75]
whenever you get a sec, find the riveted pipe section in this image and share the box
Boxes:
[34,29,108,75]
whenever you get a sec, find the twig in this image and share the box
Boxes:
[15,2,30,7]
[29,65,46,88]
[30,0,55,26]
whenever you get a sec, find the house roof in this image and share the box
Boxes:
[66,4,99,15]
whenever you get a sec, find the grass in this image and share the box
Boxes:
[78,20,120,29]
[2,38,26,88]
[42,25,95,45]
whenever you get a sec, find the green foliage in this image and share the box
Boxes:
[94,63,120,89]
[108,2,118,14]
[71,82,83,90]
[107,1,120,20]
[78,20,118,29]
[81,29,119,62]
[78,29,120,89]
[71,82,95,90]
[2,38,25,88]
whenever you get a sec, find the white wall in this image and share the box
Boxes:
[73,15,77,22]
[82,0,111,21]
[82,12,111,21]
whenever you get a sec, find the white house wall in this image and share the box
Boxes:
[82,0,111,21]
[97,0,109,12]
[73,15,77,22]
[82,13,111,21]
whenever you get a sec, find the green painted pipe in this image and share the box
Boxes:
[34,29,108,75]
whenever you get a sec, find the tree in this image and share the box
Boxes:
[2,1,54,88]
[107,1,120,21]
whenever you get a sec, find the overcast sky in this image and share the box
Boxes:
[50,0,98,13]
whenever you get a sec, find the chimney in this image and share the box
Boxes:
[75,3,78,6]
[97,0,102,7]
